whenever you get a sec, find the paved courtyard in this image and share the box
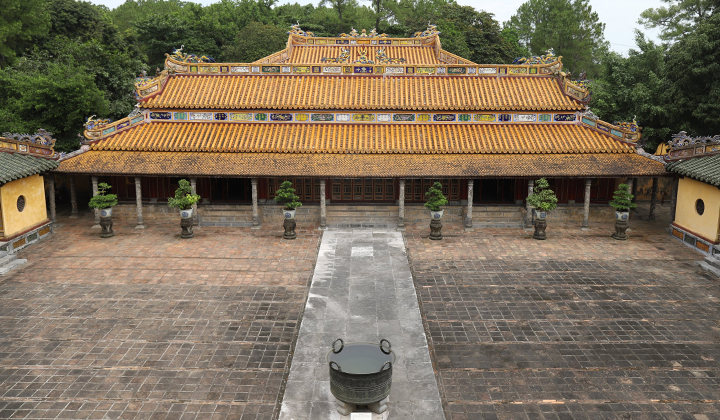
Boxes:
[0,214,321,419]
[0,203,718,420]
[405,205,720,420]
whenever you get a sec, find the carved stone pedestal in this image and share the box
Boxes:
[180,217,194,239]
[612,220,629,240]
[533,219,547,240]
[335,396,389,416]
[336,400,355,416]
[99,216,114,238]
[429,219,443,240]
[368,397,389,414]
[283,218,297,240]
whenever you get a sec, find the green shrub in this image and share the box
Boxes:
[527,178,558,212]
[88,183,118,210]
[424,181,448,212]
[274,181,302,210]
[609,183,637,211]
[167,179,201,210]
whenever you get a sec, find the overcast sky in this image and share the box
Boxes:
[89,0,664,55]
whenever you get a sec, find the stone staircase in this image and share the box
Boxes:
[697,253,720,279]
[199,205,254,227]
[471,206,525,228]
[0,250,27,276]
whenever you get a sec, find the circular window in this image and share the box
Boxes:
[696,199,705,215]
[17,195,26,212]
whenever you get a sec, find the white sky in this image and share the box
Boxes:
[89,0,664,55]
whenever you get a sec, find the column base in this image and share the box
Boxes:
[135,225,146,230]
[318,226,328,231]
[251,226,262,230]
[91,225,101,229]
[69,214,78,219]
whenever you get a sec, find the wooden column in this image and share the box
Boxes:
[46,175,56,224]
[91,176,100,228]
[251,178,260,229]
[398,179,405,229]
[670,177,679,222]
[190,178,198,226]
[135,177,145,229]
[582,178,591,228]
[525,179,534,228]
[69,176,78,218]
[649,177,658,220]
[319,179,327,229]
[465,180,474,229]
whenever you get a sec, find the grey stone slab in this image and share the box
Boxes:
[280,230,444,420]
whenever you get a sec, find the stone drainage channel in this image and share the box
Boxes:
[279,230,445,420]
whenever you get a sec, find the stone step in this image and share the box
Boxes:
[473,206,524,211]
[704,255,720,270]
[472,222,524,228]
[0,254,17,266]
[0,258,27,275]
[697,261,720,279]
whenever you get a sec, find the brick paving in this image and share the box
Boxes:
[0,213,321,420]
[405,204,720,420]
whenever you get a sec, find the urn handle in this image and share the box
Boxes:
[381,361,392,371]
[380,339,392,354]
[332,338,344,354]
[329,361,342,372]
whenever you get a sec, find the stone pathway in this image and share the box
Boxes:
[280,230,444,420]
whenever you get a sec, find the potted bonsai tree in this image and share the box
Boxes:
[526,178,558,240]
[88,182,118,238]
[274,181,302,239]
[425,181,448,240]
[274,181,302,219]
[424,181,448,220]
[168,179,201,239]
[609,183,637,240]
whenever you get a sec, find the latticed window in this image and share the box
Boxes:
[331,179,394,201]
[405,179,460,202]
[268,178,322,202]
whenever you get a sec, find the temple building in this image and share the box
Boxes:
[54,25,667,229]
[0,131,58,254]
[664,132,720,256]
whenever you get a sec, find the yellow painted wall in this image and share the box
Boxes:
[0,175,48,239]
[674,177,720,243]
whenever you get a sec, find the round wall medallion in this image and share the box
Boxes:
[17,195,26,212]
[696,199,705,215]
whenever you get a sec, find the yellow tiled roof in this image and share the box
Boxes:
[90,122,635,154]
[55,151,667,177]
[140,75,583,111]
[286,46,446,65]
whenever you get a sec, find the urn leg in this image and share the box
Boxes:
[611,220,629,240]
[283,218,297,240]
[335,399,356,416]
[429,219,443,240]
[99,216,114,238]
[368,396,389,414]
[180,217,194,239]
[533,219,547,240]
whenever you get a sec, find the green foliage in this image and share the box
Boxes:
[506,0,609,77]
[0,0,50,67]
[590,33,671,152]
[221,22,288,62]
[135,14,220,69]
[609,183,637,211]
[639,0,717,41]
[274,181,302,210]
[662,11,720,136]
[526,178,558,212]
[88,182,118,209]
[167,179,201,210]
[424,181,448,212]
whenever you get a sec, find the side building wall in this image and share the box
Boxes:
[0,174,49,239]
[673,177,720,244]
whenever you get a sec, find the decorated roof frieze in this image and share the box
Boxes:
[664,131,720,162]
[0,129,58,159]
[83,112,147,141]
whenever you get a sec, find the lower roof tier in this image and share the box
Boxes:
[55,151,666,178]
[90,122,635,155]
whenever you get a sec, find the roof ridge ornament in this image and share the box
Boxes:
[664,131,720,162]
[321,47,351,63]
[513,48,557,65]
[413,23,440,38]
[339,28,388,38]
[170,45,215,63]
[0,129,57,158]
[289,23,315,37]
